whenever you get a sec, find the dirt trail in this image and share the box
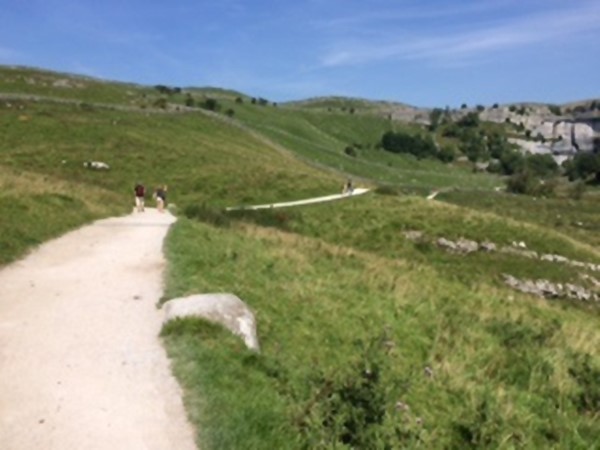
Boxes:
[226,187,370,211]
[0,209,197,450]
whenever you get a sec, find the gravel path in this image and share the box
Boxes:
[0,209,197,450]
[226,187,370,211]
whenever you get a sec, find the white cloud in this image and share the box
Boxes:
[319,2,600,68]
[313,0,521,29]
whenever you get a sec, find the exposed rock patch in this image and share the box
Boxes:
[503,274,599,303]
[427,234,599,272]
[436,237,478,254]
[408,232,600,301]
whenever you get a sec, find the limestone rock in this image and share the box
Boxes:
[163,293,260,351]
[480,241,497,252]
[541,254,569,264]
[83,161,110,170]
[502,274,599,303]
[456,238,479,254]
[437,238,457,252]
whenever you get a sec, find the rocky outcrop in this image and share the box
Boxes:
[503,274,599,303]
[509,119,598,161]
[424,234,600,302]
[163,293,260,351]
[476,102,599,159]
[428,235,600,272]
[436,237,479,254]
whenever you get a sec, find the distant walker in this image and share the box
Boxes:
[154,185,167,212]
[342,179,354,195]
[134,183,145,212]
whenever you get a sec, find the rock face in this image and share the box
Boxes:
[509,120,598,162]
[476,102,599,160]
[163,293,260,351]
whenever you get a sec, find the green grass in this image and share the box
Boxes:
[162,217,600,449]
[2,65,599,449]
[0,166,124,264]
[212,100,503,191]
[161,319,297,449]
[0,94,338,265]
[440,189,600,248]
[219,192,599,287]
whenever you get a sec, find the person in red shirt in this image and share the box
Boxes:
[134,183,145,212]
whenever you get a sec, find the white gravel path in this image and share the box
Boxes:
[0,209,197,450]
[225,187,370,211]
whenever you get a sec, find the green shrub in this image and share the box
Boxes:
[380,131,437,159]
[183,204,231,227]
[153,98,167,109]
[457,112,480,128]
[506,171,557,196]
[295,335,422,448]
[500,150,525,175]
[229,209,301,231]
[525,153,559,178]
[344,146,357,157]
[548,105,562,115]
[437,145,456,163]
[506,171,537,194]
[185,94,195,107]
[374,185,400,196]
[568,353,600,415]
[203,98,219,111]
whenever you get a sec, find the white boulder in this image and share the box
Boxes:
[163,293,260,351]
[83,161,110,170]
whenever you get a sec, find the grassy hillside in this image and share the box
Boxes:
[163,214,599,449]
[210,98,503,192]
[0,89,336,263]
[1,66,599,449]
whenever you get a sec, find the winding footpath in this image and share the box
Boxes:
[0,209,196,450]
[226,187,370,211]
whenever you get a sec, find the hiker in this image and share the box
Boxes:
[343,179,354,195]
[134,182,145,212]
[154,185,167,212]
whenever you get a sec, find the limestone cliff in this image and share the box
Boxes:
[478,102,599,158]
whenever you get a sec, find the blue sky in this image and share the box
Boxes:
[1,0,599,107]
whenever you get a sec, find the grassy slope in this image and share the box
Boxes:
[0,89,336,263]
[1,66,599,449]
[214,99,503,192]
[163,216,599,449]
[440,189,600,249]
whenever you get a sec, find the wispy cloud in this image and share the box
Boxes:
[319,2,600,68]
[313,0,521,30]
